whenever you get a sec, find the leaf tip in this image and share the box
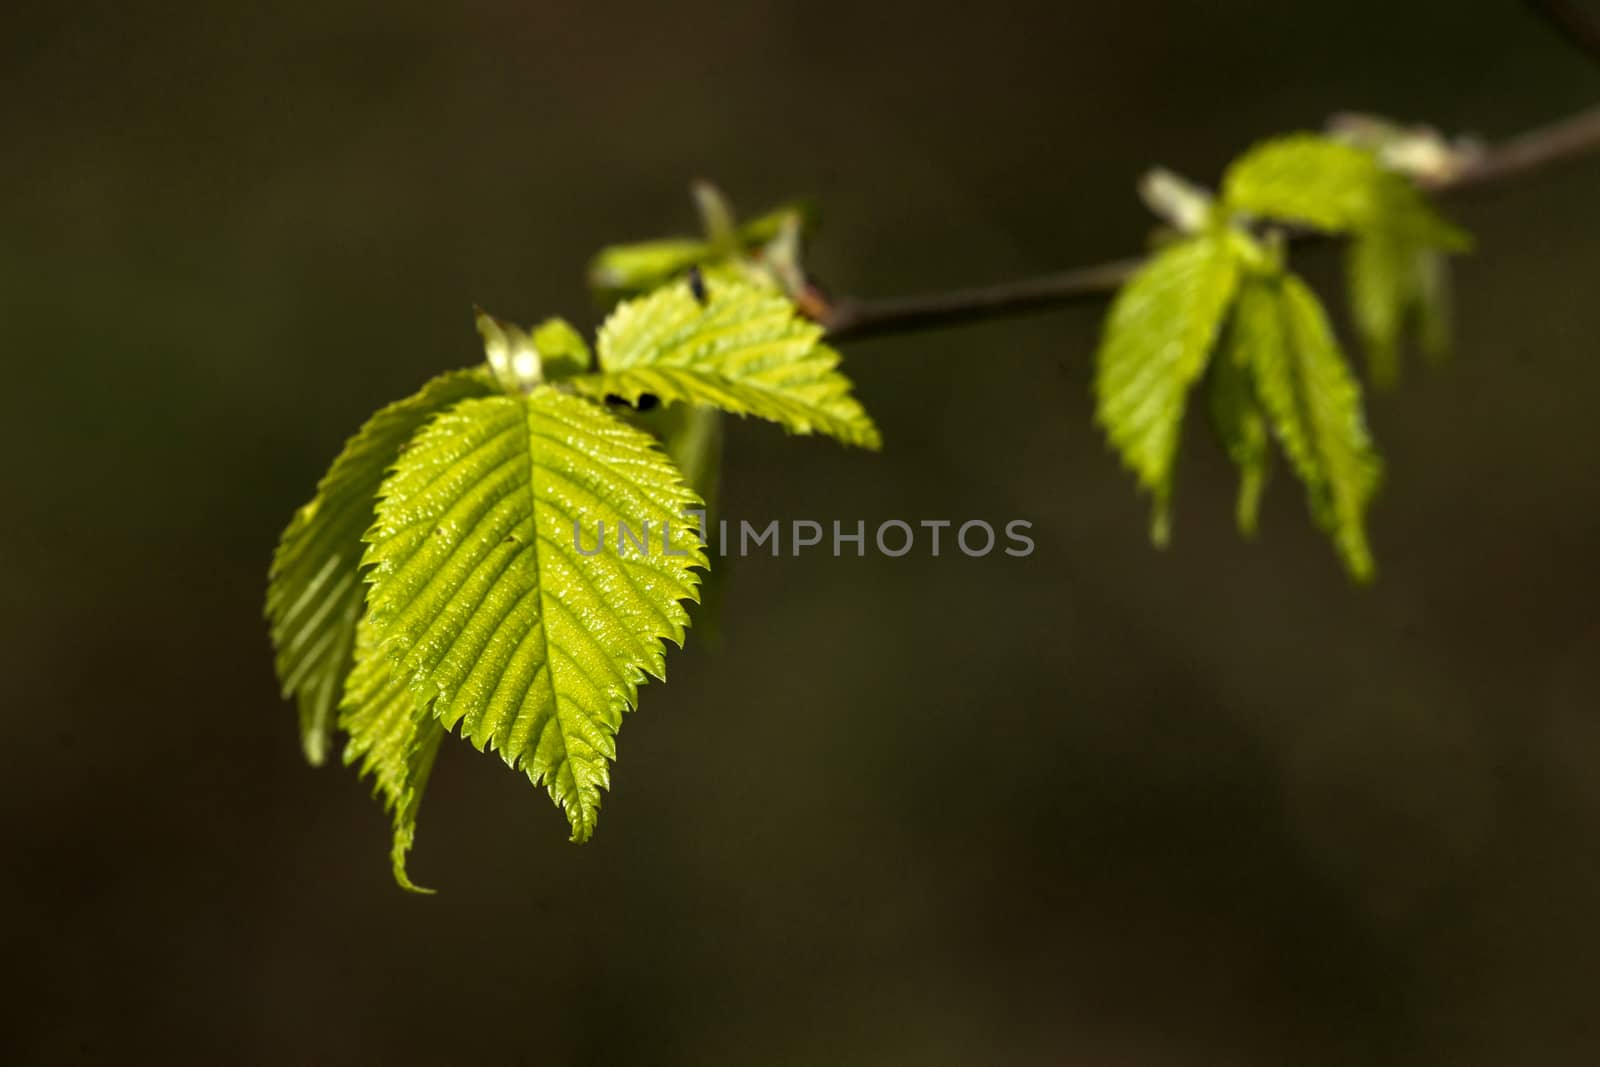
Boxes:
[392,861,436,896]
[566,812,598,845]
[301,727,330,767]
[1345,553,1378,585]
[1236,496,1262,540]
[1149,496,1174,548]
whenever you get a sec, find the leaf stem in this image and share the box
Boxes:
[821,104,1600,342]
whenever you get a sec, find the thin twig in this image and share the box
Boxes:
[821,258,1144,342]
[1426,104,1600,193]
[1525,0,1600,66]
[822,103,1600,342]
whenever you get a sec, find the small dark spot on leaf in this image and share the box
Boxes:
[604,393,660,411]
[687,265,708,305]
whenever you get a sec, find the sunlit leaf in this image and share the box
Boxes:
[266,367,496,764]
[1234,275,1382,579]
[339,613,444,892]
[1209,323,1272,536]
[1223,134,1468,250]
[361,389,706,841]
[575,279,880,449]
[1095,234,1241,543]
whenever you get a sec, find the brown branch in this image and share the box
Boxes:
[819,258,1144,342]
[1426,103,1600,193]
[822,103,1600,343]
[1525,0,1600,66]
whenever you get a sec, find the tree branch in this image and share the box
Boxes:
[1525,0,1600,66]
[822,103,1600,342]
[1428,104,1600,193]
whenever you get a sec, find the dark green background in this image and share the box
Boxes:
[5,1,1599,1063]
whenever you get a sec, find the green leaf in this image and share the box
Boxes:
[575,279,880,450]
[532,318,593,379]
[692,180,738,255]
[361,389,707,842]
[1415,246,1453,361]
[1208,328,1272,537]
[587,238,710,298]
[266,367,496,764]
[585,188,811,300]
[736,201,812,247]
[1222,134,1468,250]
[339,613,444,893]
[1348,228,1459,388]
[1094,234,1241,543]
[1347,229,1412,388]
[1234,274,1382,580]
[1224,136,1381,232]
[637,402,729,643]
[656,404,725,514]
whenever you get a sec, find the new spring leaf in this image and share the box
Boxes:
[340,612,444,892]
[1221,134,1468,250]
[1232,275,1382,580]
[1094,234,1240,542]
[266,367,496,764]
[360,389,707,842]
[575,280,881,450]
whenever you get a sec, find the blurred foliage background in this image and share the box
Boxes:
[4,1,1599,1063]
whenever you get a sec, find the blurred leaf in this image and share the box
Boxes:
[1139,167,1216,235]
[753,211,808,300]
[692,180,738,254]
[532,317,593,378]
[737,200,813,245]
[361,390,706,843]
[657,404,725,512]
[1347,231,1457,388]
[644,403,728,643]
[1223,134,1469,250]
[587,238,713,298]
[587,185,813,303]
[576,279,880,449]
[1224,135,1379,231]
[1095,234,1241,544]
[266,367,496,765]
[1415,245,1453,362]
[1327,112,1481,184]
[1347,230,1412,388]
[1209,326,1272,536]
[1234,274,1382,580]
